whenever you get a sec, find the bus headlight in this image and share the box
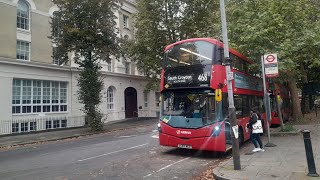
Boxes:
[158,123,162,133]
[211,125,222,137]
[214,126,220,131]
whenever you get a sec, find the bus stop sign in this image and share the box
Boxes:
[264,54,278,64]
[264,54,279,78]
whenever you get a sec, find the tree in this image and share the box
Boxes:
[226,0,320,121]
[125,0,220,86]
[51,0,120,131]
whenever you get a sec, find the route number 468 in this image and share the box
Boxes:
[198,74,208,82]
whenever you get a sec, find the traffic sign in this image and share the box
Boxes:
[264,54,278,64]
[265,63,279,78]
[232,125,239,139]
[263,53,279,78]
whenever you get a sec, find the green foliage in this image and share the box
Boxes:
[125,0,220,84]
[51,0,120,64]
[51,0,120,131]
[279,124,295,132]
[226,0,320,120]
[78,59,104,131]
[226,0,320,83]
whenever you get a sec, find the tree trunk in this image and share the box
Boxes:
[305,94,310,112]
[287,77,303,121]
[301,93,310,114]
[309,95,315,110]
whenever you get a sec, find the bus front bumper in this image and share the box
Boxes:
[159,133,226,152]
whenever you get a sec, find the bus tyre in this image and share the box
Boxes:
[238,128,244,147]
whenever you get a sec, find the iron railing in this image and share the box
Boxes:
[0,115,85,135]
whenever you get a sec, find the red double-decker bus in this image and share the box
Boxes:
[158,38,268,152]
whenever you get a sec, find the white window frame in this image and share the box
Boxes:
[52,47,60,65]
[155,92,160,107]
[20,122,29,132]
[107,61,112,72]
[46,119,67,130]
[107,86,115,110]
[16,40,30,61]
[125,62,130,74]
[29,121,37,131]
[12,79,68,115]
[17,0,30,31]
[11,121,37,133]
[12,123,19,133]
[123,15,129,28]
[144,91,149,108]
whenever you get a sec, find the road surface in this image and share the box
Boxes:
[0,123,227,180]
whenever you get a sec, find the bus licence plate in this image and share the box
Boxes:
[178,144,192,149]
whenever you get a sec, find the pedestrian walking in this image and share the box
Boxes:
[247,108,264,152]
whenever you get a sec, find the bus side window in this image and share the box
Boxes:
[234,95,243,118]
[222,93,229,118]
[215,46,224,65]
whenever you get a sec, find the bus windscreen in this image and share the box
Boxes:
[161,91,223,129]
[165,41,214,67]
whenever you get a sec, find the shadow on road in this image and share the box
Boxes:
[161,148,231,160]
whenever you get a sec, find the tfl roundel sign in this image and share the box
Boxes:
[264,54,278,64]
[263,53,279,78]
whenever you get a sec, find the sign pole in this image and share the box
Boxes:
[220,0,241,170]
[261,55,276,147]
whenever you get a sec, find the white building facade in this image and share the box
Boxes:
[0,0,160,135]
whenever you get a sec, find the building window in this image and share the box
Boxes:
[22,80,32,113]
[107,61,112,71]
[52,11,61,38]
[125,62,130,74]
[12,121,38,133]
[12,79,68,114]
[52,11,65,65]
[46,120,52,129]
[155,92,160,107]
[30,121,37,131]
[12,123,19,133]
[17,0,29,30]
[53,120,60,128]
[52,48,67,65]
[16,41,30,60]
[46,119,66,129]
[52,48,60,65]
[123,15,129,28]
[107,86,114,110]
[61,119,67,128]
[144,91,149,108]
[21,122,28,132]
[60,82,67,103]
[52,82,59,104]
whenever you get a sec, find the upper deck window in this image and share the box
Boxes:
[165,41,214,67]
[231,54,249,73]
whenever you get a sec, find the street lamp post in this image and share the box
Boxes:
[219,0,241,170]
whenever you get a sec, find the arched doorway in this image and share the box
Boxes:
[124,87,138,118]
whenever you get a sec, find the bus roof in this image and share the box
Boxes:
[164,38,254,64]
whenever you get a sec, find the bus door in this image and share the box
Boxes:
[215,89,232,151]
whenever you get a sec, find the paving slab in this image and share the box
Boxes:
[213,124,320,180]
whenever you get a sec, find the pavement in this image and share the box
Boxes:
[0,117,158,149]
[213,124,320,180]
